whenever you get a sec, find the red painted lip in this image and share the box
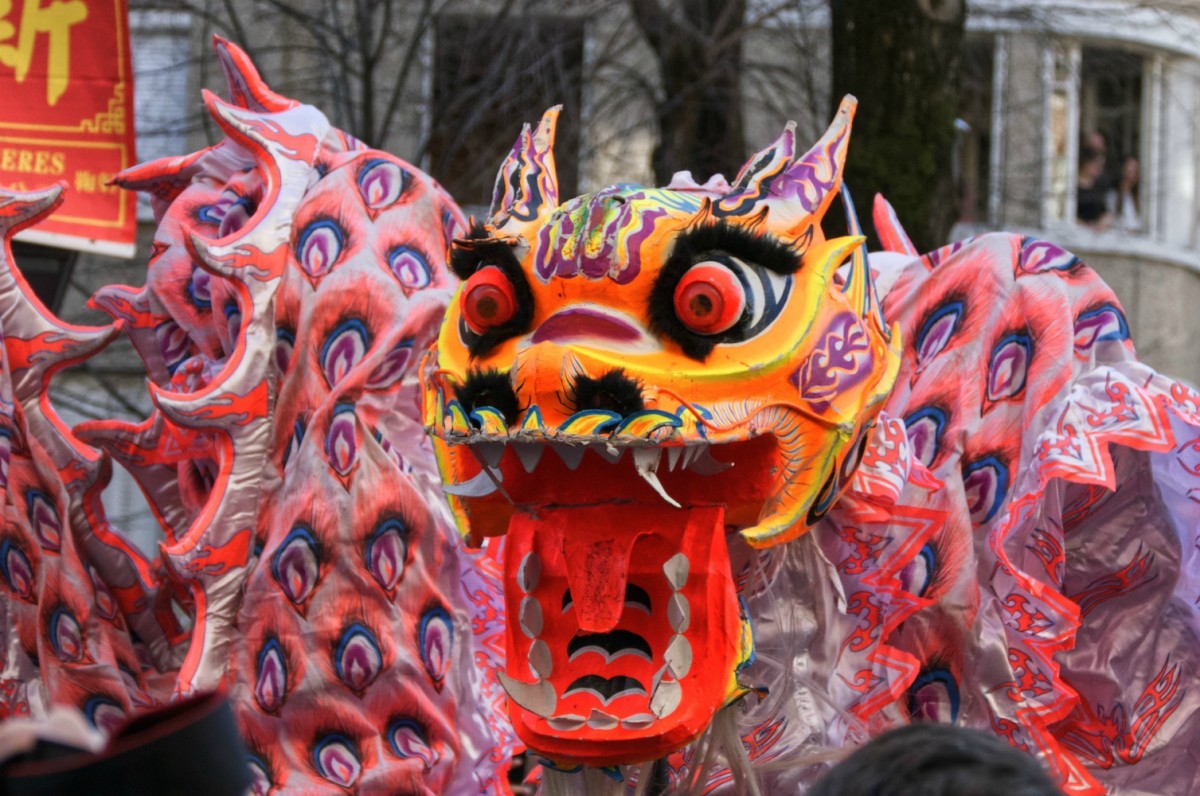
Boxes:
[531,308,643,345]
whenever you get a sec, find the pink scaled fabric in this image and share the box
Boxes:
[1,38,514,795]
[652,231,1199,796]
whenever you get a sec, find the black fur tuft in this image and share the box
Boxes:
[454,369,521,427]
[570,369,645,416]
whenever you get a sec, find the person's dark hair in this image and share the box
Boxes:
[807,723,1062,796]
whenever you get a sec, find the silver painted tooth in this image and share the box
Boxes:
[633,447,663,473]
[443,469,499,497]
[649,678,683,718]
[528,639,552,679]
[513,442,545,473]
[681,445,699,470]
[664,634,693,679]
[636,463,681,508]
[498,671,557,717]
[687,445,734,475]
[634,447,680,508]
[663,553,689,590]
[666,446,683,472]
[517,552,541,593]
[621,713,656,730]
[594,443,624,464]
[551,442,585,471]
[519,596,543,638]
[587,709,620,730]
[472,441,505,468]
[668,592,690,632]
[546,714,587,731]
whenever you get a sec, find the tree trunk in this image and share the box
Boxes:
[830,0,965,252]
[631,0,748,186]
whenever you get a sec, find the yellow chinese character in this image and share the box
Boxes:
[0,0,88,106]
[74,169,95,193]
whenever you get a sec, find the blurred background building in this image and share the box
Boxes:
[20,0,1200,548]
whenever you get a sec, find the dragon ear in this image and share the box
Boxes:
[212,35,297,113]
[785,94,856,218]
[488,106,561,230]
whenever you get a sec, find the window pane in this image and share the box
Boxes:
[1078,47,1144,232]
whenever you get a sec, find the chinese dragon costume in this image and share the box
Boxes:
[0,35,1196,796]
[0,40,514,793]
[425,99,1200,795]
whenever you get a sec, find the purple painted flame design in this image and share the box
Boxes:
[795,312,873,412]
[387,247,430,290]
[962,456,1009,526]
[88,566,117,621]
[50,606,83,662]
[1074,304,1129,351]
[357,159,406,209]
[274,328,294,374]
[904,407,946,469]
[987,334,1030,401]
[916,301,963,366]
[27,490,61,550]
[326,404,358,477]
[418,606,452,689]
[255,639,287,713]
[272,526,319,604]
[188,267,212,309]
[1,539,32,598]
[366,519,408,591]
[155,319,192,373]
[313,734,361,788]
[247,756,271,796]
[387,719,437,769]
[1019,238,1080,273]
[335,623,383,693]
[320,319,369,387]
[365,340,413,389]
[85,696,126,733]
[297,219,344,277]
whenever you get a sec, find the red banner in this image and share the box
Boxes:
[0,0,135,257]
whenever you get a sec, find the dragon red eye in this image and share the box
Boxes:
[673,262,746,335]
[461,266,518,334]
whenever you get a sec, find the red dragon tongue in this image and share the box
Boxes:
[560,527,646,633]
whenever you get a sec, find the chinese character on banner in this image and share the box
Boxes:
[0,0,135,257]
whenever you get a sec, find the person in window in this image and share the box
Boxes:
[1108,155,1141,231]
[1077,132,1111,230]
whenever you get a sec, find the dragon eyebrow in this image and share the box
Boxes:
[449,231,516,280]
[674,221,802,275]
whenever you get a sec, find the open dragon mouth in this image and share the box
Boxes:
[438,433,777,765]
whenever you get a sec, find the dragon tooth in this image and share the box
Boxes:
[594,443,624,464]
[551,443,585,471]
[649,677,682,719]
[472,441,505,468]
[664,634,693,679]
[586,709,620,730]
[680,445,699,470]
[620,713,656,730]
[686,445,734,475]
[498,672,557,717]
[666,446,683,472]
[442,469,499,497]
[546,714,587,731]
[513,442,544,473]
[668,592,690,632]
[634,448,680,508]
[663,553,689,590]
[519,596,543,638]
[517,552,541,593]
[528,639,552,679]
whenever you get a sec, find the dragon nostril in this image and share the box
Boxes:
[572,369,644,416]
[454,369,520,428]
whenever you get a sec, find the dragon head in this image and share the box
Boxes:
[423,97,899,767]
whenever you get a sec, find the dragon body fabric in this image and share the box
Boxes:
[0,41,513,793]
[426,100,1200,795]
